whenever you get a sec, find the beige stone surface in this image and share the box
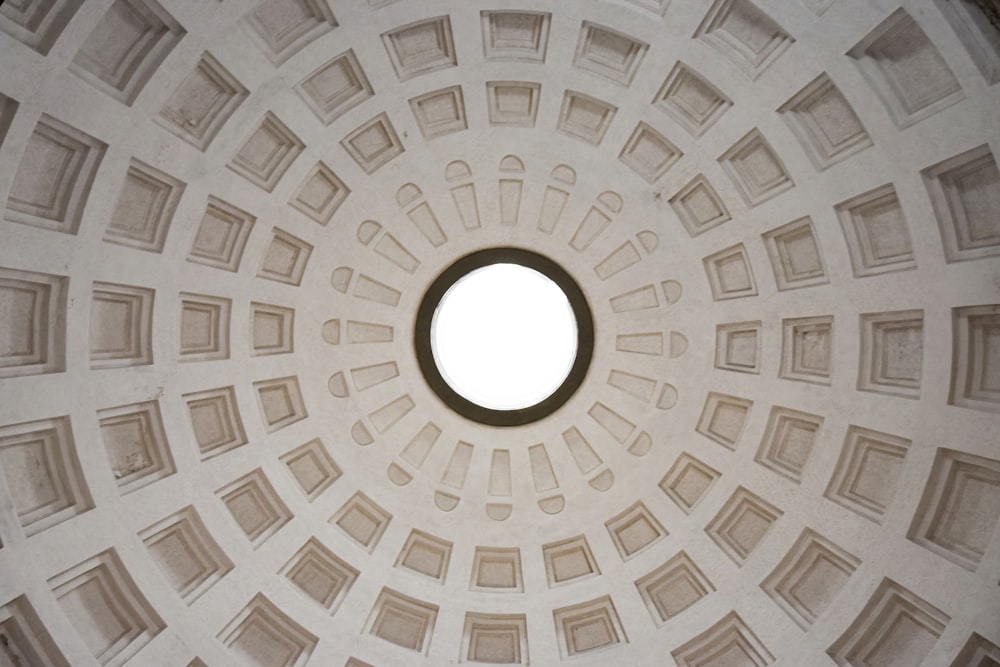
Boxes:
[0,0,998,665]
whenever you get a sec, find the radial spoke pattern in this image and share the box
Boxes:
[0,0,998,666]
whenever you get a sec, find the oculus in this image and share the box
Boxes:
[416,248,593,426]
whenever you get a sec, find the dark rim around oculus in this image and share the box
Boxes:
[414,247,594,427]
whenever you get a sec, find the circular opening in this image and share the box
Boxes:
[432,264,577,410]
[415,248,594,427]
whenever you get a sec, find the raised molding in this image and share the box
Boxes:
[0,267,68,378]
[481,11,550,62]
[48,548,165,666]
[552,595,627,657]
[381,16,456,81]
[908,448,1000,571]
[827,578,950,666]
[825,424,910,523]
[243,0,337,65]
[5,114,106,234]
[156,52,248,151]
[69,0,185,105]
[0,415,93,536]
[848,8,964,129]
[139,505,233,604]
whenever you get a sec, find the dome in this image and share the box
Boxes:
[0,0,998,665]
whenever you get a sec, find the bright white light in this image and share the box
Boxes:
[432,263,577,410]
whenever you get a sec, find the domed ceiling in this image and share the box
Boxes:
[0,0,998,665]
